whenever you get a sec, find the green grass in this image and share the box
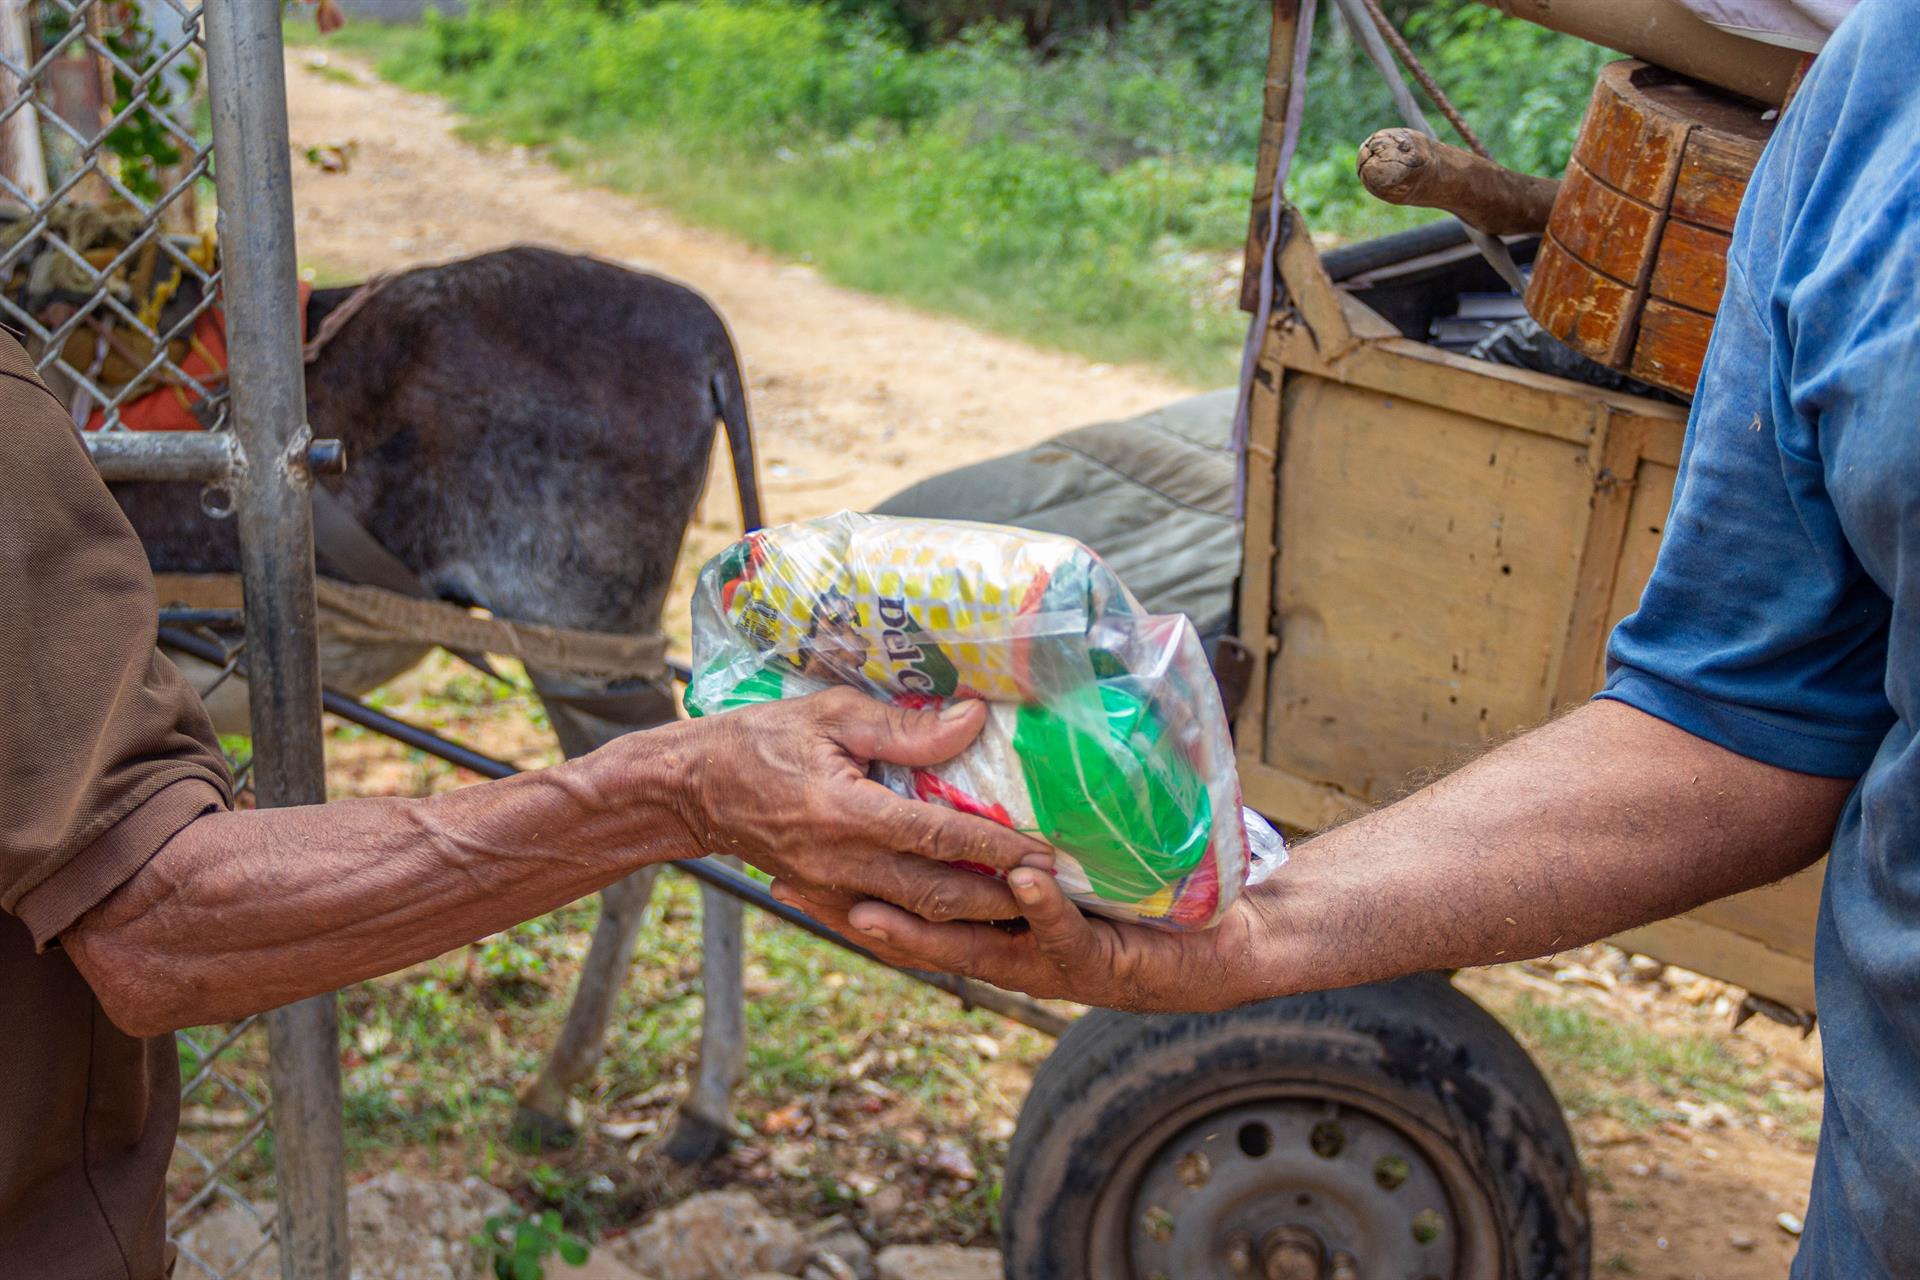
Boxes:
[195,654,1049,1244]
[1495,994,1764,1127]
[303,0,1607,386]
[314,873,1048,1240]
[320,15,1248,383]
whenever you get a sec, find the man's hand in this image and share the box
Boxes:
[771,867,1278,1012]
[676,688,1053,922]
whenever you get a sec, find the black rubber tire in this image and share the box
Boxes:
[1001,974,1588,1280]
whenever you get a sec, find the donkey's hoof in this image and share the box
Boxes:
[509,1105,579,1153]
[659,1110,733,1165]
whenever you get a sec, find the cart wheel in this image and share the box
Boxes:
[1001,974,1587,1280]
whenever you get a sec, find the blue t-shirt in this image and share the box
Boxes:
[1599,3,1920,1274]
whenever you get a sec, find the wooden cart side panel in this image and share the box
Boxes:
[1234,351,1284,756]
[1233,230,1818,1005]
[1270,324,1646,446]
[1615,884,1820,1012]
[1554,413,1651,709]
[1261,375,1597,798]
[1587,455,1679,693]
[1570,438,1825,1011]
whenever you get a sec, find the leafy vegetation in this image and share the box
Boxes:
[317,0,1607,383]
[472,1209,590,1280]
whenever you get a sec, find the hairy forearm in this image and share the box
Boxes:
[1240,700,1854,1003]
[67,722,703,1036]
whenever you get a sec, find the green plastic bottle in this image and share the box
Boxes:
[1011,685,1212,902]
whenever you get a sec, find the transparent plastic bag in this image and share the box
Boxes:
[685,511,1285,930]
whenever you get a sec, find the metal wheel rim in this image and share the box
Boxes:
[1084,1079,1505,1279]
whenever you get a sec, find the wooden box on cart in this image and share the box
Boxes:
[1231,216,1821,1013]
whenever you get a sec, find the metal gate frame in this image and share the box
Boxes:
[15,0,351,1273]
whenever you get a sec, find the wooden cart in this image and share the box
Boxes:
[1229,19,1817,1018]
[997,10,1818,1279]
[1229,215,1820,1015]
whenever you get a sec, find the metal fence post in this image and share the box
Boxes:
[201,2,349,1277]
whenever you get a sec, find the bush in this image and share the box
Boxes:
[372,0,1606,381]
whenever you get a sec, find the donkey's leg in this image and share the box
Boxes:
[511,673,730,1151]
[661,858,748,1163]
[511,864,660,1148]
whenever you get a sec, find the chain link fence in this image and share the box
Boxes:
[2,2,333,1273]
[0,0,227,436]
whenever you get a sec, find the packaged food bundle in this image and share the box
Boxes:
[686,512,1284,929]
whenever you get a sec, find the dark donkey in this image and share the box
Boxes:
[111,244,760,1158]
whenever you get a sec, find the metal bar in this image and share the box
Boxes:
[83,430,241,482]
[158,626,1074,1039]
[201,0,349,1272]
[158,608,246,629]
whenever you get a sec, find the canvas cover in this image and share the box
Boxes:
[1674,0,1857,51]
[873,389,1240,641]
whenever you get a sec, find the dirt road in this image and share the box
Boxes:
[284,50,1191,546]
[288,49,1820,1280]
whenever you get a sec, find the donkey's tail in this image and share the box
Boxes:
[712,356,763,533]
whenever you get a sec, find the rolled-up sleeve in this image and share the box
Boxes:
[1598,258,1892,778]
[0,339,231,948]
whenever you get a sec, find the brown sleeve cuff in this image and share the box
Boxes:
[16,774,227,950]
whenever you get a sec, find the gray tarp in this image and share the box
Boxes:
[874,390,1240,640]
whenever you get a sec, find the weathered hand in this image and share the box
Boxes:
[770,867,1281,1013]
[676,688,1052,921]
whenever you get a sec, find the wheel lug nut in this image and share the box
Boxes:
[1225,1230,1257,1275]
[1260,1225,1325,1280]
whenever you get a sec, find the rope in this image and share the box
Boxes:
[153,574,670,682]
[303,271,391,364]
[1354,0,1492,160]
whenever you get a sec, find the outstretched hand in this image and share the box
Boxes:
[678,687,1053,922]
[771,865,1282,1013]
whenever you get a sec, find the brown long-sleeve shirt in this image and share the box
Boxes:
[0,333,231,1279]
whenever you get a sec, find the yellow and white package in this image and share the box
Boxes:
[684,512,1284,929]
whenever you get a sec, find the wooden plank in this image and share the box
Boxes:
[1271,318,1687,445]
[1650,218,1731,313]
[1613,907,1817,1011]
[1639,424,1684,471]
[1573,61,1690,205]
[1338,289,1403,342]
[1526,233,1641,371]
[1549,161,1662,286]
[1241,1,1307,313]
[1679,864,1824,963]
[1234,348,1285,754]
[1584,458,1678,692]
[1274,205,1359,364]
[1630,297,1716,395]
[1237,759,1365,835]
[1553,415,1647,709]
[1262,375,1595,797]
[1670,107,1770,231]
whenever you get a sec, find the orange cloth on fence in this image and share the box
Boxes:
[83,283,312,432]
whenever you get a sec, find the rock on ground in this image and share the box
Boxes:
[177,1171,514,1279]
[611,1191,806,1280]
[808,1227,875,1280]
[874,1244,1003,1280]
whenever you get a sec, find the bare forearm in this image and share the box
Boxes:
[1242,700,1854,1002]
[68,723,703,1035]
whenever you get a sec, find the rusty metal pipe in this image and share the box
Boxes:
[83,429,240,482]
[204,0,349,1271]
